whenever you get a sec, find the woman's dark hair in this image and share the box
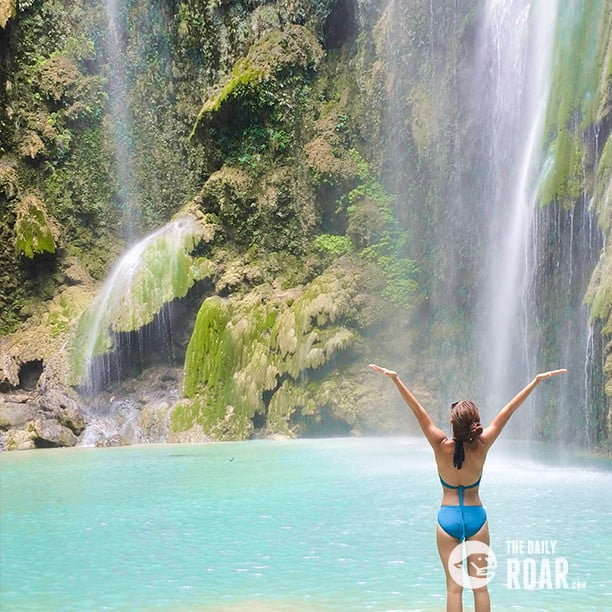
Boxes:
[450,400,483,469]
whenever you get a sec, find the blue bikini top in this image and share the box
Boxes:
[439,475,482,490]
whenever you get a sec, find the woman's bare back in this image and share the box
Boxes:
[435,438,488,506]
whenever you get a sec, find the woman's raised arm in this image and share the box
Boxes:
[369,364,447,447]
[481,369,567,447]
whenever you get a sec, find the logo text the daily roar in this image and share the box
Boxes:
[448,540,587,591]
[505,540,569,590]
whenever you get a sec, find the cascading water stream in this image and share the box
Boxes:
[72,214,205,446]
[68,5,212,446]
[473,0,558,426]
[77,215,203,396]
[103,0,140,238]
[382,0,606,441]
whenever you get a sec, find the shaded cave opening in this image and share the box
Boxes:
[33,437,57,449]
[18,359,43,390]
[252,409,267,431]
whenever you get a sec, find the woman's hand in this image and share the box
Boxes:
[369,364,398,379]
[534,369,567,383]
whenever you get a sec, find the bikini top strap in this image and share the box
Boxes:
[464,476,482,489]
[439,475,459,489]
[438,474,482,489]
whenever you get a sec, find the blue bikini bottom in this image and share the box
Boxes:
[437,505,487,541]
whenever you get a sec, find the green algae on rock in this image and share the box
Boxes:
[190,25,325,138]
[173,262,366,440]
[13,193,58,258]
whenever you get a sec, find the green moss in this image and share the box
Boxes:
[173,263,364,439]
[586,262,612,334]
[540,1,612,207]
[14,193,57,258]
[267,380,316,436]
[545,2,609,135]
[190,25,324,138]
[182,296,231,397]
[178,294,279,440]
[585,139,612,333]
[199,61,266,118]
[313,234,353,256]
[537,129,584,208]
[596,135,612,225]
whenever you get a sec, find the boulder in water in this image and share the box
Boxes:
[35,388,86,435]
[27,418,78,447]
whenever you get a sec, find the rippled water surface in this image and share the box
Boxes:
[1,438,611,610]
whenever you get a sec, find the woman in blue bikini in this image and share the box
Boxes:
[369,364,566,612]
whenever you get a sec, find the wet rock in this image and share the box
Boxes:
[94,434,129,448]
[136,402,171,443]
[0,401,37,429]
[3,428,36,451]
[167,423,212,444]
[56,405,86,435]
[35,388,86,434]
[27,418,78,447]
[5,392,32,403]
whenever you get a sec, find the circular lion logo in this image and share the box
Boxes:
[448,541,497,589]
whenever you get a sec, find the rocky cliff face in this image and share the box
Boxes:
[0,1,610,450]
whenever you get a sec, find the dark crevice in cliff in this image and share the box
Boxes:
[324,0,357,50]
[251,409,267,431]
[18,359,43,390]
[32,437,57,449]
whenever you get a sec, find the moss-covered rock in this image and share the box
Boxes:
[586,135,612,403]
[174,260,366,439]
[70,213,213,384]
[13,193,58,258]
[304,113,360,186]
[191,24,325,135]
[0,279,97,391]
[539,2,611,208]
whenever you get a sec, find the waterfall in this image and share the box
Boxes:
[471,0,558,426]
[381,0,607,439]
[103,0,140,237]
[73,215,205,395]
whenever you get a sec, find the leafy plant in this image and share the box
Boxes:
[313,234,354,256]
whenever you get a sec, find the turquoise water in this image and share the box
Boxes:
[1,438,611,611]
